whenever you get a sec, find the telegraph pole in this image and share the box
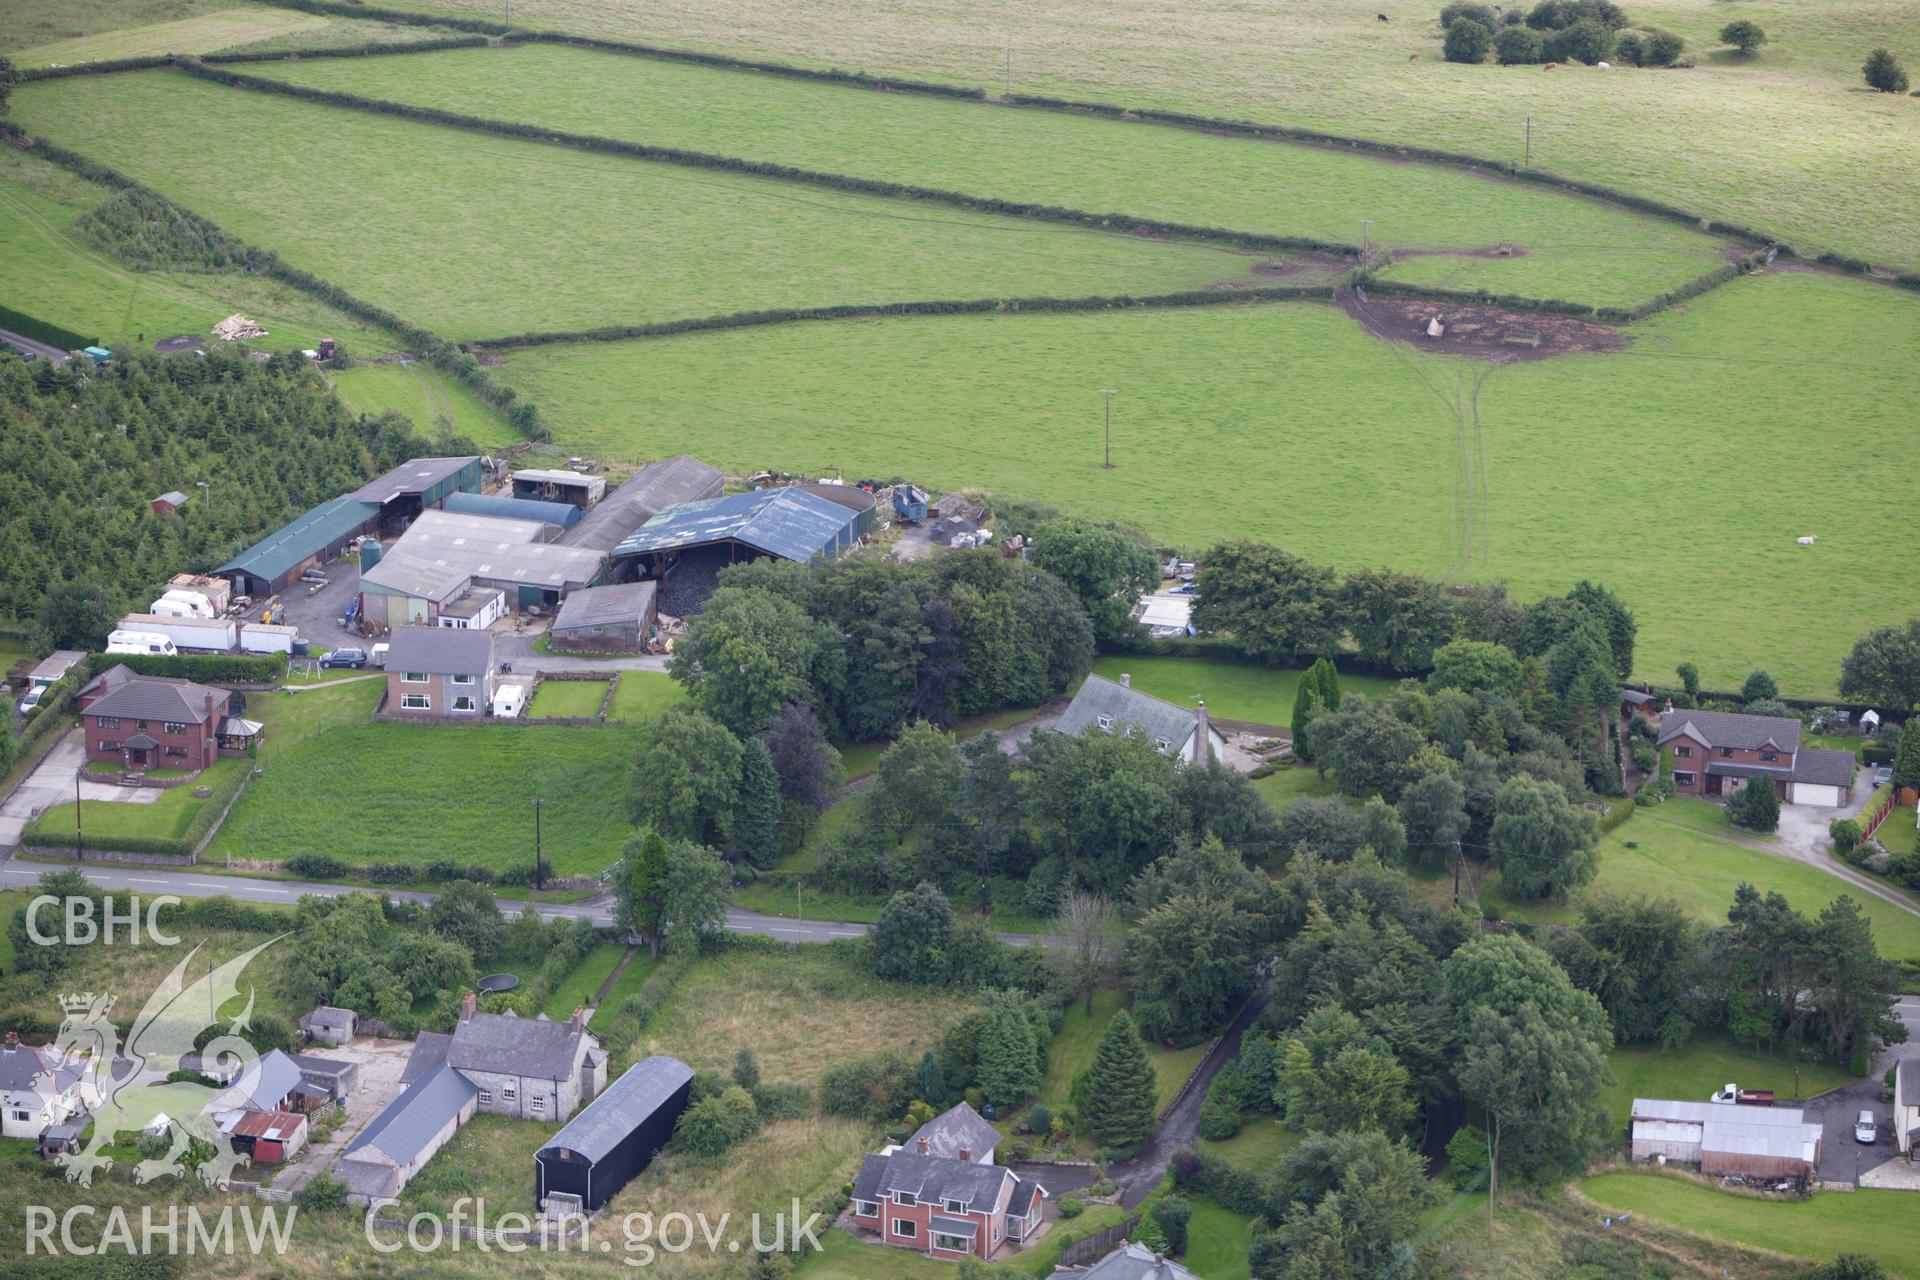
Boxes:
[1099,389,1117,469]
[74,773,83,863]
[1524,114,1533,169]
[533,796,544,890]
[1360,219,1374,271]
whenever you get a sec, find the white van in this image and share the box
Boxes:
[106,630,178,656]
[151,591,215,619]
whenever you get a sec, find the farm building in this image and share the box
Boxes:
[1135,592,1195,638]
[512,468,606,509]
[1657,708,1856,806]
[151,490,189,515]
[560,455,725,557]
[229,1110,307,1165]
[442,491,583,531]
[1629,1098,1823,1179]
[384,627,496,718]
[337,1063,480,1204]
[299,1006,358,1047]
[216,495,381,598]
[290,1053,360,1103]
[358,509,604,626]
[548,582,657,651]
[1058,673,1223,765]
[608,487,871,613]
[535,1056,693,1213]
[348,456,485,534]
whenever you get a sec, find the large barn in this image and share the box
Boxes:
[536,1056,692,1214]
[1629,1098,1823,1179]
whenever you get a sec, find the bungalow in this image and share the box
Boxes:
[384,627,496,719]
[1657,708,1855,807]
[1057,673,1224,765]
[849,1103,1046,1261]
[77,665,224,772]
[0,1033,85,1141]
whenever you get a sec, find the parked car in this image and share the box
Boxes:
[319,648,367,669]
[1874,766,1893,787]
[1856,1110,1878,1144]
[17,685,43,715]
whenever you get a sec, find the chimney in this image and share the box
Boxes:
[3,1032,16,1051]
[1664,698,1674,712]
[571,1006,587,1030]
[1195,699,1212,763]
[918,1137,930,1154]
[958,1146,971,1162]
[460,991,477,1023]
[1118,672,1131,688]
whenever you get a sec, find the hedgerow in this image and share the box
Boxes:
[0,304,94,350]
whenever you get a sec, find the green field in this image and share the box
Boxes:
[207,719,642,874]
[1599,1033,1857,1128]
[605,670,688,721]
[12,7,328,64]
[527,677,612,717]
[1581,1171,1920,1278]
[326,361,517,447]
[1087,655,1395,728]
[499,271,1920,695]
[0,150,394,355]
[14,72,1262,342]
[385,0,1920,270]
[260,42,1732,309]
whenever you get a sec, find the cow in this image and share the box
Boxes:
[1377,12,1390,20]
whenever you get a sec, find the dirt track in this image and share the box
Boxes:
[1339,295,1629,363]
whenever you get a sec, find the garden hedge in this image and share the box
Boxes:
[108,652,284,683]
[0,303,95,351]
[249,0,508,35]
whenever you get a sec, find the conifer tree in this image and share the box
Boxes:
[977,992,1041,1107]
[1083,1010,1158,1153]
[916,1050,948,1107]
[733,736,783,869]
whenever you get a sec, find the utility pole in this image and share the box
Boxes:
[796,878,804,927]
[504,0,510,28]
[1452,840,1462,907]
[1360,218,1374,272]
[533,796,543,890]
[1524,113,1532,169]
[1099,389,1117,469]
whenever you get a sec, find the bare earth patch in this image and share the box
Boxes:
[1340,295,1629,363]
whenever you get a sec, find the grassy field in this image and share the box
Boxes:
[605,670,689,721]
[260,42,1732,310]
[12,7,327,65]
[1599,1033,1857,1128]
[499,271,1920,695]
[1202,1113,1301,1174]
[0,150,395,355]
[385,0,1920,271]
[1250,765,1339,814]
[1182,1197,1257,1280]
[326,361,518,448]
[207,718,642,875]
[26,756,245,845]
[1581,1170,1920,1277]
[528,677,612,717]
[636,946,975,1085]
[1087,655,1394,728]
[395,1113,553,1215]
[14,72,1262,342]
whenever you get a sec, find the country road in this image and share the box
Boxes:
[0,858,1058,947]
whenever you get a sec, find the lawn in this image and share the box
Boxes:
[605,670,688,721]
[0,150,395,355]
[206,719,642,875]
[838,702,1044,781]
[1599,1033,1857,1129]
[384,0,1920,270]
[1880,807,1918,857]
[261,42,1731,310]
[1202,1114,1301,1175]
[1036,989,1212,1119]
[26,756,245,845]
[14,72,1257,342]
[539,942,629,1018]
[636,945,976,1086]
[586,951,657,1032]
[499,271,1920,695]
[326,361,518,449]
[1182,1196,1257,1280]
[797,1204,1133,1279]
[1581,1170,1920,1278]
[1088,655,1394,729]
[394,1113,553,1216]
[1250,765,1339,815]
[527,677,611,717]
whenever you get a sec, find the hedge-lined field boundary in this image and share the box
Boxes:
[15,36,488,82]
[0,121,550,441]
[177,60,1362,259]
[0,303,95,351]
[467,286,1340,351]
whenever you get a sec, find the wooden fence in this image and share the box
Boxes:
[1056,1216,1141,1268]
[1863,785,1898,840]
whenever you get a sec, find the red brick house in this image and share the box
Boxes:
[77,665,223,773]
[1657,708,1855,808]
[849,1103,1046,1261]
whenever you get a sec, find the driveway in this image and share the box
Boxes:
[276,1036,414,1195]
[0,730,157,848]
[1807,1073,1899,1184]
[1775,769,1874,858]
[493,629,669,674]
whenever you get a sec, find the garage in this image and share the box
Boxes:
[1791,782,1845,807]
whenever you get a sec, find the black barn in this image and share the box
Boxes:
[536,1056,693,1211]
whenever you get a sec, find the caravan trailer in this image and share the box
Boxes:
[106,630,178,656]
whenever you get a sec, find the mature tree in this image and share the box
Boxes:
[732,737,783,869]
[1445,932,1611,1033]
[35,577,121,651]
[1892,723,1920,789]
[669,586,843,737]
[765,701,841,812]
[1458,1001,1612,1205]
[1440,1,1497,28]
[1741,669,1781,705]
[1573,894,1699,1044]
[1429,639,1521,696]
[916,1049,949,1107]
[1304,696,1427,798]
[1544,622,1618,771]
[976,990,1042,1107]
[1840,620,1920,711]
[0,55,15,116]
[960,730,1027,889]
[425,881,503,958]
[872,881,955,985]
[1642,28,1685,66]
[1026,516,1158,645]
[1339,568,1457,672]
[1398,770,1470,871]
[1239,1031,1281,1107]
[1676,660,1702,706]
[1131,890,1258,1045]
[1264,1131,1436,1280]
[1276,1006,1415,1135]
[1490,774,1599,898]
[866,720,965,846]
[1081,1010,1158,1153]
[1057,891,1117,1015]
[1274,796,1364,862]
[618,829,672,959]
[1308,658,1342,721]
[663,839,732,946]
[1178,759,1280,862]
[1495,24,1545,63]
[629,706,743,846]
[1358,796,1407,864]
[1191,541,1342,662]
[1864,48,1910,93]
[1548,16,1614,62]
[1290,683,1324,758]
[1729,777,1781,834]
[1025,728,1186,890]
[1807,895,1906,1067]
[1444,17,1493,62]
[1719,19,1765,53]
[1612,30,1647,66]
[1568,581,1636,679]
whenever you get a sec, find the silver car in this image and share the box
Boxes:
[1856,1110,1878,1144]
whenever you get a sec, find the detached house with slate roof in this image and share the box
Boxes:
[1057,673,1224,765]
[1658,707,1856,807]
[849,1102,1048,1261]
[77,664,224,773]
